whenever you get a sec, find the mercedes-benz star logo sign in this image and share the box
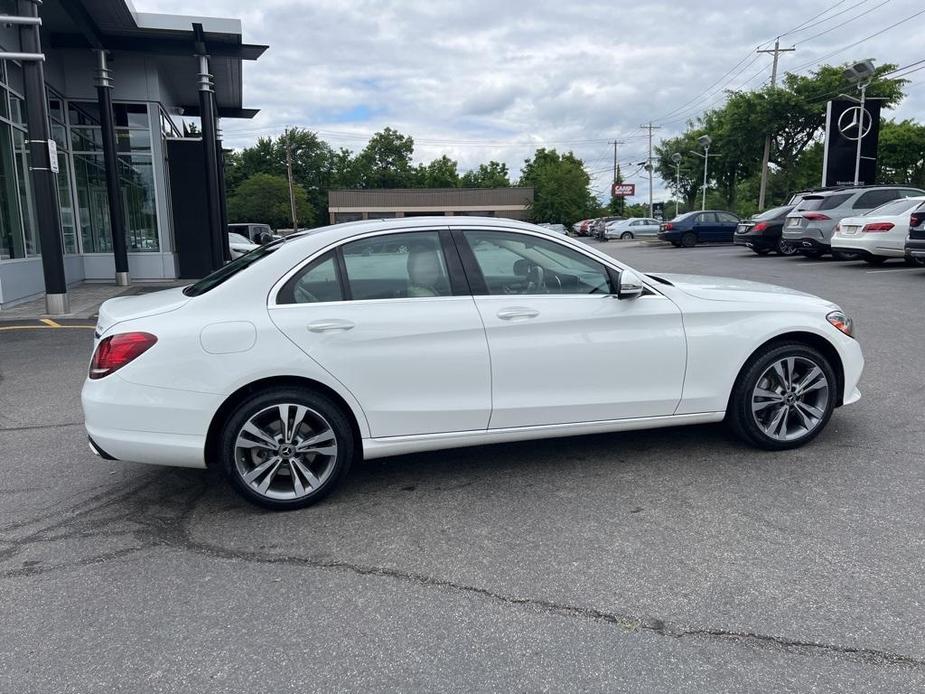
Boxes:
[837,106,872,141]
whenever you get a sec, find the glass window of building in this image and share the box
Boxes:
[69,101,159,253]
[0,54,38,259]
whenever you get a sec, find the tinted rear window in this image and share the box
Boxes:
[754,205,793,221]
[183,239,283,296]
[797,194,852,211]
[863,198,922,217]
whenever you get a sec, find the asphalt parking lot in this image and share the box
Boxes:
[1,243,923,693]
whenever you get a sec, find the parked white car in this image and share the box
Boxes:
[831,196,925,264]
[228,232,260,258]
[537,223,568,235]
[604,218,661,240]
[83,217,863,510]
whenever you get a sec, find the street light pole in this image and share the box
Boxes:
[670,152,682,218]
[853,80,869,186]
[701,143,710,211]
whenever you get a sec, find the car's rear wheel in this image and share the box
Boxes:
[621,231,633,240]
[221,388,355,510]
[863,256,888,265]
[778,240,798,256]
[727,343,836,450]
[680,232,697,248]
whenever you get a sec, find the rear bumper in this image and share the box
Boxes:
[657,231,681,242]
[82,374,219,469]
[832,234,904,258]
[734,233,778,251]
[788,237,830,253]
[905,238,925,258]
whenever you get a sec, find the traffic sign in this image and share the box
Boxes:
[611,183,635,197]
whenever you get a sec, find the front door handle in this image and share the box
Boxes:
[307,319,356,333]
[497,307,539,321]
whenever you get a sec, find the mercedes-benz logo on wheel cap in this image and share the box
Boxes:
[837,106,872,141]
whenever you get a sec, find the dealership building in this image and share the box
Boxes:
[0,0,264,312]
[328,187,535,224]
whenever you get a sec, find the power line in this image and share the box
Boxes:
[793,0,892,45]
[779,0,851,37]
[782,0,876,38]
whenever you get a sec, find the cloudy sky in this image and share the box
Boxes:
[135,0,925,200]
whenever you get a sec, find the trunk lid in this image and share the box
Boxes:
[96,287,190,335]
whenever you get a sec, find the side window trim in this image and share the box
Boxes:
[334,246,352,301]
[439,228,472,296]
[451,228,489,295]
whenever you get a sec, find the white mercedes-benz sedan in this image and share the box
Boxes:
[82,217,863,510]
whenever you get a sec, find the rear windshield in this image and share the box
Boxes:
[183,239,283,297]
[864,198,922,217]
[797,193,852,211]
[753,205,793,221]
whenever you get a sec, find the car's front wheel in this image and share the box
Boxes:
[621,231,634,240]
[727,343,836,450]
[221,388,355,510]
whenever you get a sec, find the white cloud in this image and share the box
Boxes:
[136,0,925,201]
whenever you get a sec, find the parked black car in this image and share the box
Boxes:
[733,205,798,256]
[904,202,925,266]
[658,210,740,247]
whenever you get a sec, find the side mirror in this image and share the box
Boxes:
[617,269,645,300]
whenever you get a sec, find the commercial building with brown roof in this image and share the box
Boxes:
[328,187,534,224]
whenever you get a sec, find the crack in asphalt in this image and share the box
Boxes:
[1,471,922,671]
[0,421,84,433]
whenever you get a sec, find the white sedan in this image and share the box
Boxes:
[83,217,863,510]
[604,218,661,240]
[831,195,925,264]
[228,232,260,258]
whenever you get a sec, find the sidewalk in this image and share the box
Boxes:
[0,280,187,322]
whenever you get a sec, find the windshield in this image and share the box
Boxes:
[183,239,284,297]
[863,198,923,217]
[753,205,793,221]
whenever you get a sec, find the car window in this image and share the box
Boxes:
[798,193,852,211]
[697,213,718,223]
[863,198,922,217]
[228,232,251,245]
[716,212,738,223]
[754,205,792,221]
[277,251,344,304]
[184,239,284,297]
[462,230,611,296]
[342,231,451,300]
[900,189,925,198]
[853,189,900,209]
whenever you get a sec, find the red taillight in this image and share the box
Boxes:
[802,212,831,221]
[663,223,674,231]
[90,332,157,379]
[861,222,894,233]
[752,222,769,232]
[911,212,925,228]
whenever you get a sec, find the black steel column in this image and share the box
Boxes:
[18,0,68,314]
[215,114,231,260]
[197,54,225,269]
[95,50,130,286]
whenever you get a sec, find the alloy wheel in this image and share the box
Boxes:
[751,356,830,442]
[234,404,338,500]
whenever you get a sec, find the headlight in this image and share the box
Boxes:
[827,310,854,338]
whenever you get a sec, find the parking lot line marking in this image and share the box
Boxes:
[865,267,921,274]
[0,324,95,332]
[40,318,60,327]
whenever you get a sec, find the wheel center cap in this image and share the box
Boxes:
[785,393,797,405]
[279,444,295,458]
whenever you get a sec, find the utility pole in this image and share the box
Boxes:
[284,128,298,234]
[610,139,624,215]
[640,122,661,217]
[756,38,795,210]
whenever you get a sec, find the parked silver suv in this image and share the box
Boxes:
[782,185,925,257]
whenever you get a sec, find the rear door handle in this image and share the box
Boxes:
[307,319,355,333]
[497,307,539,321]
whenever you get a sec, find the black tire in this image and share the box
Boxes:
[220,387,355,510]
[904,256,925,266]
[621,231,634,240]
[863,256,888,265]
[680,232,697,248]
[753,248,771,256]
[727,342,837,451]
[778,240,799,256]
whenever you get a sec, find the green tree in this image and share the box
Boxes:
[877,119,925,186]
[227,173,313,230]
[354,127,416,188]
[460,161,511,188]
[415,154,460,188]
[519,148,596,225]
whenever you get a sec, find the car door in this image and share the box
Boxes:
[693,212,717,241]
[715,212,739,242]
[642,219,660,235]
[454,227,686,429]
[269,228,491,437]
